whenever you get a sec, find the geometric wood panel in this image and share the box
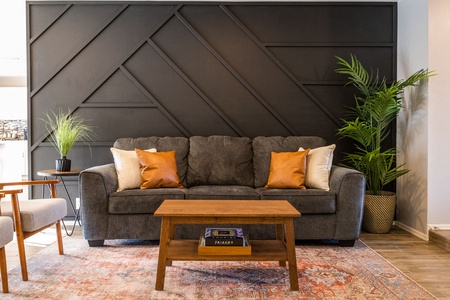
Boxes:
[27,2,397,203]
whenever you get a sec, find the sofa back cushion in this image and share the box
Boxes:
[252,136,327,188]
[187,136,254,187]
[113,137,189,187]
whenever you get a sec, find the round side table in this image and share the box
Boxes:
[37,169,82,236]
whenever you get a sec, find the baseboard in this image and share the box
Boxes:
[428,224,450,230]
[394,221,429,241]
[429,228,450,252]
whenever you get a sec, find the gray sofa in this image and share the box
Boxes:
[79,136,365,247]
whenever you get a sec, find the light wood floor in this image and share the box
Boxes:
[5,224,83,272]
[360,227,450,300]
[4,225,450,299]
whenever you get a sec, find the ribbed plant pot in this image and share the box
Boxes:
[56,156,71,172]
[362,192,396,234]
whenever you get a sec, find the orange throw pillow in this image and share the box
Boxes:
[135,149,183,189]
[265,149,310,189]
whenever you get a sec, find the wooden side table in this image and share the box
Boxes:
[37,169,82,236]
[154,199,301,291]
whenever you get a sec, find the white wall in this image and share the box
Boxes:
[396,0,430,237]
[0,141,28,181]
[428,0,450,227]
[0,0,26,77]
[0,0,27,119]
[0,88,27,119]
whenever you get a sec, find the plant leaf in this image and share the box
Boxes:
[335,54,433,192]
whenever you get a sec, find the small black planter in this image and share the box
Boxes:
[56,157,71,172]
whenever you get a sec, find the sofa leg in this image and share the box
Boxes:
[339,240,356,247]
[88,240,105,247]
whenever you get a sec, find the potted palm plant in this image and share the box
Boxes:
[43,110,95,172]
[335,54,433,233]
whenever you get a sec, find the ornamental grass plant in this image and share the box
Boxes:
[43,110,95,158]
[335,54,433,195]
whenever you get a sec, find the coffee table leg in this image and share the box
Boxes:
[166,223,175,267]
[156,217,170,290]
[284,219,299,291]
[276,224,286,267]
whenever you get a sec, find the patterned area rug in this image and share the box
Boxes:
[4,236,435,299]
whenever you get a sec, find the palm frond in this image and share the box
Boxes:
[335,54,433,192]
[335,54,379,98]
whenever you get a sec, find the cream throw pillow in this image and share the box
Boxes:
[299,144,335,191]
[111,148,157,191]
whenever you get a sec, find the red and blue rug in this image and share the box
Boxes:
[5,237,435,299]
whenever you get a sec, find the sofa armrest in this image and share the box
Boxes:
[329,165,366,241]
[79,163,118,242]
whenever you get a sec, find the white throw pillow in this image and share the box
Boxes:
[299,144,335,191]
[110,148,157,191]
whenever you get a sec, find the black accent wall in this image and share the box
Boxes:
[27,1,397,208]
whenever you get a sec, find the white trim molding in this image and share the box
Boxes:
[394,221,430,241]
[428,224,450,230]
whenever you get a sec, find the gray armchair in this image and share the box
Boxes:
[0,215,13,293]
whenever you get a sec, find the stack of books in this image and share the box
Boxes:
[198,227,251,255]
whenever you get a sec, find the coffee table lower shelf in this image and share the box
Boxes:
[167,239,288,261]
[154,200,301,291]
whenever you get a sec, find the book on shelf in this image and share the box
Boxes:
[198,235,251,255]
[199,234,250,247]
[203,228,246,246]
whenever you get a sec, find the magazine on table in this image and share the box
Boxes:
[202,228,248,246]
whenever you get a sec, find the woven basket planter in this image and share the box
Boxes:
[362,192,396,234]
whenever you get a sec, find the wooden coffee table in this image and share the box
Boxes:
[153,199,301,291]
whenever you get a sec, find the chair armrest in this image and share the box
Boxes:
[0,180,61,198]
[79,163,117,241]
[329,165,366,241]
[0,189,23,227]
[0,189,23,208]
[0,180,59,188]
[0,189,23,195]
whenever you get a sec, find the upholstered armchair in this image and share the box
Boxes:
[0,180,67,281]
[0,215,13,293]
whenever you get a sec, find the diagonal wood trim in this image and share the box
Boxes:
[40,141,114,148]
[30,4,129,97]
[78,4,183,107]
[175,12,297,136]
[264,42,395,48]
[29,4,72,43]
[146,38,244,137]
[119,66,191,137]
[28,2,397,173]
[220,5,341,126]
[30,4,184,152]
[79,103,158,108]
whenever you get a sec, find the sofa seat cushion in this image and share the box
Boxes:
[187,185,260,200]
[109,188,187,214]
[0,216,14,247]
[256,188,335,214]
[1,198,67,232]
[187,136,254,187]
